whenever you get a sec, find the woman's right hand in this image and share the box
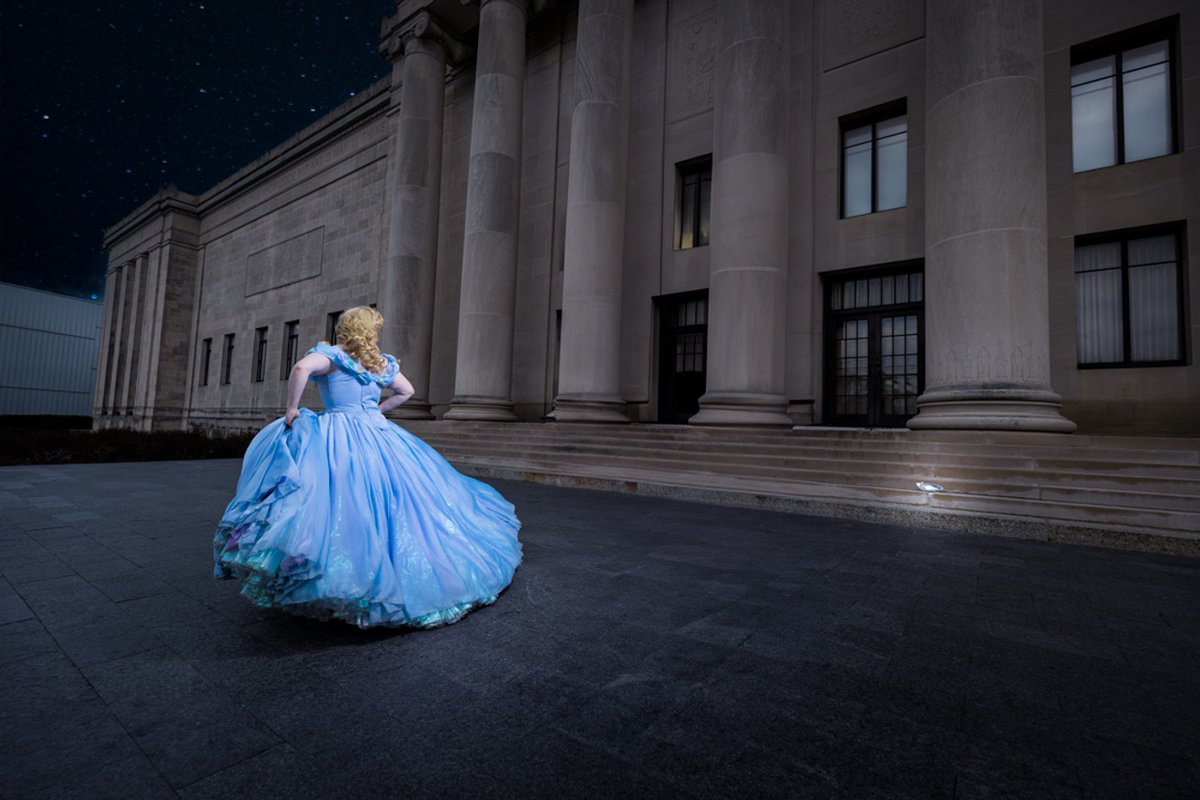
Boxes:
[285,408,301,427]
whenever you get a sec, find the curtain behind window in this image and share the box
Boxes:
[1127,235,1179,361]
[1075,242,1123,363]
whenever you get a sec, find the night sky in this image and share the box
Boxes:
[0,1,397,300]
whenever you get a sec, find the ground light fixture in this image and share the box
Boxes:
[916,481,944,493]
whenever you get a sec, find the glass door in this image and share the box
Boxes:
[824,267,923,427]
[657,292,708,424]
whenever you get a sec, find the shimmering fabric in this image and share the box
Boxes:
[213,343,522,629]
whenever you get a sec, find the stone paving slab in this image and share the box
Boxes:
[0,459,1198,799]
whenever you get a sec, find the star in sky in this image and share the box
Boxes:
[0,0,396,299]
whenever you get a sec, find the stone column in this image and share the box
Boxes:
[444,0,526,421]
[552,0,634,423]
[379,11,465,420]
[93,266,118,418]
[910,0,1075,432]
[133,247,165,431]
[119,253,146,416]
[105,262,129,417]
[690,0,793,427]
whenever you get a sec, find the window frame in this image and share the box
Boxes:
[199,338,212,387]
[326,311,343,345]
[1069,17,1179,173]
[221,333,235,385]
[253,326,269,383]
[1074,223,1188,369]
[282,320,300,379]
[839,99,908,219]
[676,157,712,250]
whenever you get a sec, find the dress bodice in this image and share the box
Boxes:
[306,343,398,415]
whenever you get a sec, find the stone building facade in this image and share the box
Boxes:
[95,0,1199,436]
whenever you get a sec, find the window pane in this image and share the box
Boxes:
[1075,270,1123,363]
[1123,40,1168,71]
[698,173,711,245]
[1127,234,1176,267]
[843,135,872,217]
[909,273,923,302]
[843,124,872,148]
[881,276,894,306]
[1122,61,1171,162]
[1071,56,1116,86]
[1129,263,1179,361]
[680,178,696,248]
[1075,242,1122,272]
[875,119,907,211]
[1071,57,1117,171]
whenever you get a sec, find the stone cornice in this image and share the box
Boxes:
[380,9,469,65]
[461,0,554,14]
[103,187,199,248]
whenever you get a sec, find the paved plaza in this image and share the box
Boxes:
[1,459,1197,799]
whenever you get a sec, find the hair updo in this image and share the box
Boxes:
[334,306,388,375]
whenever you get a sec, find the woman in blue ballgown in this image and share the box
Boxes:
[212,306,522,629]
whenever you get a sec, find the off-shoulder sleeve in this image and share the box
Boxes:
[305,343,396,386]
[379,354,399,386]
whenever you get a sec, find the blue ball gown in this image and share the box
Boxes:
[212,343,522,629]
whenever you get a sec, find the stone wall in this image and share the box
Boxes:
[99,0,1199,437]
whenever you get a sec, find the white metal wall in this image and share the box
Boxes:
[0,282,103,415]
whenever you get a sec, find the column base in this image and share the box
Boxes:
[549,396,630,424]
[690,392,793,427]
[786,399,815,427]
[907,387,1077,433]
[443,397,518,422]
[384,398,435,421]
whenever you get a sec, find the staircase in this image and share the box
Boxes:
[399,421,1200,555]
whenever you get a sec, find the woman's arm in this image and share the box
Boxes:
[378,370,415,413]
[284,352,333,426]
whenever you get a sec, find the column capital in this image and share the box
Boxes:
[462,0,550,13]
[380,9,468,65]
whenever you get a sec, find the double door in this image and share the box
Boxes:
[657,292,708,424]
[824,268,924,428]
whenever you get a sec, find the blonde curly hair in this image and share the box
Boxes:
[334,306,388,375]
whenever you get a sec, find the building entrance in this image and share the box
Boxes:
[824,266,924,428]
[657,291,708,424]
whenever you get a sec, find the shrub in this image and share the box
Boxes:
[0,427,257,465]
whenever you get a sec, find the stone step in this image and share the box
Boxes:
[397,421,1200,551]
[404,419,1200,451]
[446,455,1200,541]
[422,434,1200,479]
[403,422,1200,466]
[420,438,1200,487]
[429,444,1198,514]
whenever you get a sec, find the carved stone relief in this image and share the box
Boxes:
[821,0,924,71]
[244,227,325,297]
[667,6,717,121]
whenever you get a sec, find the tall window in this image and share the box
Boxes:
[1075,227,1184,367]
[326,311,343,345]
[841,101,907,218]
[1071,20,1176,172]
[282,320,299,378]
[221,334,235,385]
[199,338,212,386]
[254,327,269,382]
[678,159,711,249]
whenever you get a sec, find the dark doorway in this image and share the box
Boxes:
[657,291,708,424]
[824,265,924,427]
